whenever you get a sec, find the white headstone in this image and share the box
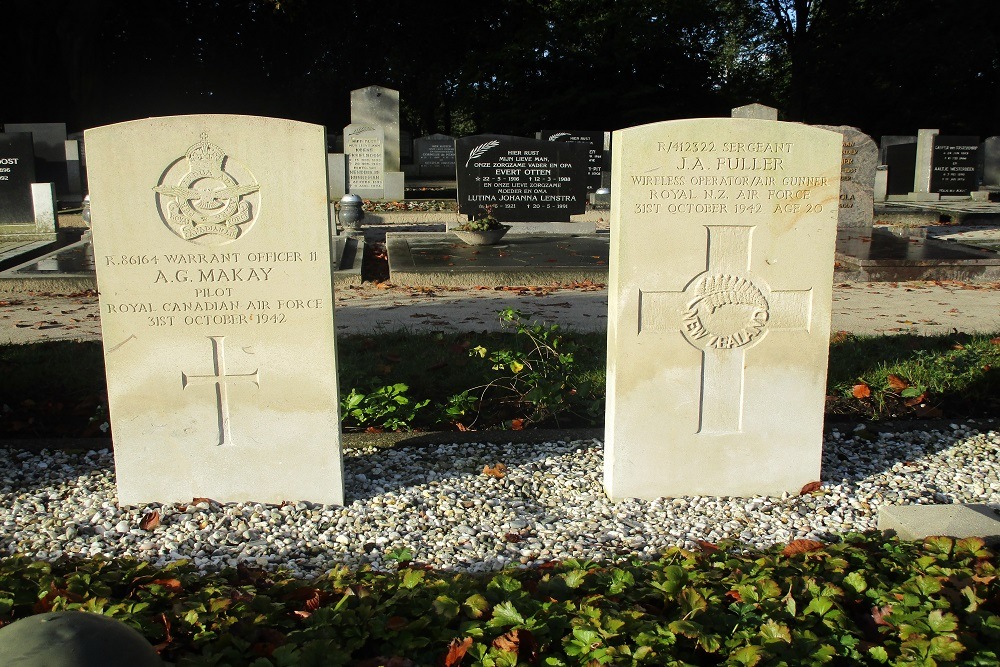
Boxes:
[85,114,345,506]
[605,118,841,500]
[30,182,57,232]
[909,128,940,201]
[350,85,400,172]
[327,153,346,200]
[345,123,386,198]
[731,103,779,121]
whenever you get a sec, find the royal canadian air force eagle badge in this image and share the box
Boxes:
[153,133,260,244]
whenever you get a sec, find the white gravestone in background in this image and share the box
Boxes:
[345,123,386,199]
[85,115,344,506]
[605,118,841,500]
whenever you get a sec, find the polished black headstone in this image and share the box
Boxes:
[3,123,68,196]
[539,130,605,192]
[930,135,979,196]
[456,134,588,222]
[414,134,456,178]
[885,142,916,196]
[0,133,37,225]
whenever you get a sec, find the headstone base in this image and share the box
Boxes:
[907,192,941,201]
[878,504,1000,544]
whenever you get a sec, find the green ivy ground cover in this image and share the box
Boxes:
[0,534,997,666]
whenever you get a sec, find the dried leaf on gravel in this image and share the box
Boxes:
[482,463,508,478]
[782,539,825,556]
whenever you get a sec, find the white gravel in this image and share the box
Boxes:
[1,423,997,579]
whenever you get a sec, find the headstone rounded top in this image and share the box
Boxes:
[0,611,163,667]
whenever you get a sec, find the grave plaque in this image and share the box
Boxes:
[540,130,606,192]
[345,123,385,197]
[0,133,36,225]
[605,118,841,500]
[85,115,344,505]
[413,134,456,178]
[456,134,588,222]
[930,135,979,196]
[815,125,877,228]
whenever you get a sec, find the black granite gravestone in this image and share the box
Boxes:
[539,130,605,192]
[0,133,37,225]
[3,123,68,196]
[885,142,917,196]
[456,134,588,222]
[414,134,456,178]
[930,135,979,196]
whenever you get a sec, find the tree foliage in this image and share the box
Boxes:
[3,0,1000,139]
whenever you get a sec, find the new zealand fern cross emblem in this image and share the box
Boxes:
[638,225,813,434]
[153,132,260,242]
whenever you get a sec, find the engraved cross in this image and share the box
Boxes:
[182,336,260,446]
[638,225,813,434]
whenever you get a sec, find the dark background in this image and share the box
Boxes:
[4,0,1000,141]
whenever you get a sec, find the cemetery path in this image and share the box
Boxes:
[0,279,998,345]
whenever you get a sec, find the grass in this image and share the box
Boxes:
[1,328,998,438]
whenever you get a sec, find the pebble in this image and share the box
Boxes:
[0,426,998,579]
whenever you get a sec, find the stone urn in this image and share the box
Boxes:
[453,225,510,246]
[337,194,365,231]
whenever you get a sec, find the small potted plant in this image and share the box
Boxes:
[453,205,511,246]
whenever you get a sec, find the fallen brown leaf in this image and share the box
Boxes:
[852,383,871,399]
[443,637,473,667]
[482,463,508,478]
[886,374,909,392]
[800,481,822,494]
[140,510,160,530]
[782,539,825,556]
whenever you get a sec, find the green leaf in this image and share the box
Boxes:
[463,593,490,619]
[607,568,635,595]
[955,537,990,558]
[729,645,763,666]
[433,595,460,620]
[488,575,523,595]
[678,588,708,618]
[923,536,955,556]
[561,569,587,589]
[867,646,889,663]
[489,601,525,627]
[400,569,425,589]
[926,609,959,635]
[805,597,834,617]
[843,571,867,595]
[926,635,965,660]
[759,620,791,644]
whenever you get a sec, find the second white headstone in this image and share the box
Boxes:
[605,118,841,500]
